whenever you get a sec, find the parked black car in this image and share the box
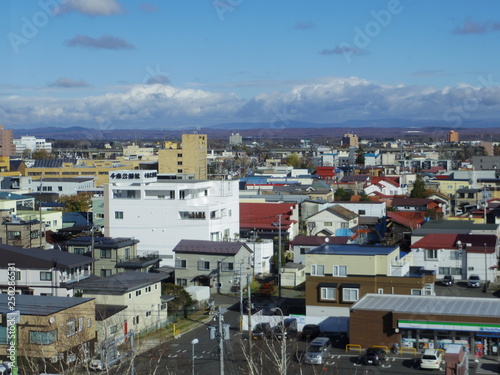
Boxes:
[360,347,388,365]
[301,324,321,341]
[442,275,454,286]
[252,323,272,340]
[272,318,298,340]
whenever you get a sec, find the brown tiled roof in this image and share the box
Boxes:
[325,205,357,220]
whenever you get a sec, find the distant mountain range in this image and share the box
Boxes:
[12,118,500,140]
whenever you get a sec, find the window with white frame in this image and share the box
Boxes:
[320,287,336,300]
[333,265,347,277]
[198,260,210,271]
[426,249,438,260]
[342,288,359,302]
[175,259,187,269]
[411,289,423,295]
[311,264,325,276]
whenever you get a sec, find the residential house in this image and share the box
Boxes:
[390,197,444,215]
[364,176,407,197]
[290,235,350,265]
[0,295,96,366]
[66,236,159,277]
[411,233,498,282]
[105,170,240,267]
[173,239,253,294]
[0,245,94,296]
[411,220,500,244]
[280,262,306,288]
[239,238,274,274]
[305,243,436,317]
[304,205,358,236]
[239,202,298,242]
[78,272,168,342]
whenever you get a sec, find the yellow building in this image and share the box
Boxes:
[25,158,143,187]
[0,295,96,364]
[158,134,207,179]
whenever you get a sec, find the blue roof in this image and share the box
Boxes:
[307,243,398,256]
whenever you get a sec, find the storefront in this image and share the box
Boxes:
[350,294,500,355]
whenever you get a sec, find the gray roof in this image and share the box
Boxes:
[32,158,78,168]
[0,244,94,269]
[351,294,500,318]
[66,236,139,249]
[0,294,94,316]
[77,272,167,293]
[173,240,252,255]
[412,220,499,236]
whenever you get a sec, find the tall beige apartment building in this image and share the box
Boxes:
[0,125,15,157]
[342,133,359,147]
[447,130,459,143]
[158,134,207,179]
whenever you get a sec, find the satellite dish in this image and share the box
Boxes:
[324,238,330,243]
[49,317,55,324]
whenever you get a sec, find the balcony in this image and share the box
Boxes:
[59,269,91,284]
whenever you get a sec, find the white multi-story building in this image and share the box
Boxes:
[104,171,240,266]
[14,135,52,155]
[18,176,95,195]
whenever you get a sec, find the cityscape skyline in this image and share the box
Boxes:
[1,0,500,129]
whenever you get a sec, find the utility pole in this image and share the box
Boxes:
[239,261,244,331]
[247,273,253,375]
[218,307,224,375]
[277,214,282,299]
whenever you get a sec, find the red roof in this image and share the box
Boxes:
[371,176,400,187]
[411,233,497,252]
[387,211,426,230]
[240,202,297,230]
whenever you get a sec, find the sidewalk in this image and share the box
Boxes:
[474,355,500,374]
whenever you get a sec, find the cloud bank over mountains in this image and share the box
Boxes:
[1,76,499,129]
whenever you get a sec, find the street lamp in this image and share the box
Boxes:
[191,338,199,375]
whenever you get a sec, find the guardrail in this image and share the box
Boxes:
[400,347,417,356]
[346,344,362,353]
[372,345,389,353]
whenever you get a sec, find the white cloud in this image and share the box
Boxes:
[57,0,123,16]
[1,77,500,128]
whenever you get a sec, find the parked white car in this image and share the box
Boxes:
[420,349,443,369]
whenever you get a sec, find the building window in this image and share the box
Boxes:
[100,269,112,277]
[320,287,336,301]
[128,293,132,299]
[177,161,182,166]
[7,231,21,240]
[177,153,182,158]
[333,265,347,277]
[145,286,151,293]
[146,311,152,317]
[136,290,142,297]
[311,264,325,276]
[170,190,175,199]
[341,222,349,229]
[66,319,80,337]
[222,262,234,271]
[179,211,206,220]
[324,222,332,227]
[40,272,52,281]
[177,169,183,173]
[198,260,210,271]
[378,288,384,294]
[176,278,187,286]
[426,249,438,260]
[359,210,366,215]
[300,247,307,255]
[342,288,359,302]
[30,230,39,239]
[133,315,140,325]
[411,289,423,295]
[110,325,117,334]
[115,211,124,219]
[14,271,21,281]
[100,249,112,259]
[175,259,187,269]
[87,318,92,328]
[74,247,86,255]
[30,330,57,345]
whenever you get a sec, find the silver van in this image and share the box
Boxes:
[304,337,332,364]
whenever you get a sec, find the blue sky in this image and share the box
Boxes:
[1,0,500,129]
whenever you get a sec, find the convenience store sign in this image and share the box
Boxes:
[399,320,500,333]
